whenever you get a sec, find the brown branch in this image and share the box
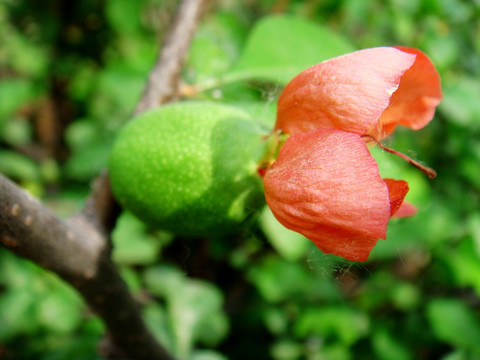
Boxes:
[0,0,209,359]
[0,174,104,279]
[134,0,209,115]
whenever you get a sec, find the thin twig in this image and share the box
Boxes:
[134,0,209,115]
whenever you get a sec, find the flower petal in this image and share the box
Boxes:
[392,202,417,218]
[275,47,416,136]
[383,178,409,217]
[368,46,443,139]
[263,128,391,261]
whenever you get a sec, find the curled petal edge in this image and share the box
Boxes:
[368,46,443,140]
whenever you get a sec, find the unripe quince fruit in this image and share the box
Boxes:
[109,101,268,236]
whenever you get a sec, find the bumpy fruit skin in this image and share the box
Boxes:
[109,102,268,236]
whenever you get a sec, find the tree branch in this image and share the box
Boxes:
[0,173,104,280]
[0,0,209,358]
[0,175,174,360]
[134,0,209,115]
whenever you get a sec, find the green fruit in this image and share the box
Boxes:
[109,101,268,236]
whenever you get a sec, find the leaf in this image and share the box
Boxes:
[0,250,40,289]
[64,141,111,181]
[143,266,228,358]
[0,150,40,182]
[186,12,248,83]
[259,207,311,261]
[391,282,421,310]
[427,298,480,351]
[0,27,49,76]
[2,117,32,146]
[270,340,303,360]
[468,213,480,255]
[0,287,37,341]
[439,76,480,129]
[143,303,175,354]
[229,15,355,85]
[89,67,145,125]
[445,235,480,297]
[294,307,369,346]
[441,350,471,360]
[0,79,36,122]
[190,350,228,360]
[112,211,165,265]
[372,328,412,360]
[247,256,310,302]
[247,255,340,303]
[105,0,143,34]
[37,290,82,333]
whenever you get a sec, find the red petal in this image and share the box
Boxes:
[275,47,416,136]
[368,47,443,139]
[383,178,409,217]
[393,202,417,218]
[263,128,391,261]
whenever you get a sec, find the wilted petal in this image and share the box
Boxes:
[263,128,391,261]
[384,178,409,216]
[368,46,443,139]
[393,202,417,218]
[275,47,416,136]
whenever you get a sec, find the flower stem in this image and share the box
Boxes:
[377,141,437,178]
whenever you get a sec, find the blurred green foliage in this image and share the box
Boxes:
[1,0,480,359]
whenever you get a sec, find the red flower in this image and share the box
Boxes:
[262,47,442,261]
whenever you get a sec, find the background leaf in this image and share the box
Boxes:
[229,15,355,84]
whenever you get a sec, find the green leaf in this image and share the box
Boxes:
[270,340,303,360]
[391,282,421,310]
[0,79,36,122]
[468,213,480,255]
[36,290,82,333]
[143,303,175,354]
[439,76,480,129]
[372,328,412,360]
[64,141,111,181]
[259,207,311,261]
[0,250,41,289]
[0,287,37,341]
[0,27,49,76]
[247,256,340,303]
[445,235,480,297]
[441,349,471,360]
[186,12,248,83]
[89,67,145,126]
[427,298,480,351]
[0,150,40,182]
[114,34,158,73]
[190,350,228,360]
[294,307,369,346]
[2,117,32,146]
[143,266,228,358]
[112,211,165,265]
[423,32,459,71]
[229,15,354,84]
[247,256,310,302]
[106,0,143,34]
[263,307,288,335]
